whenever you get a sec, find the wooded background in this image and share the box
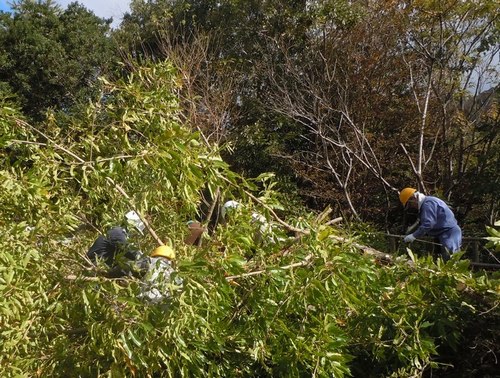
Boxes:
[1,0,498,232]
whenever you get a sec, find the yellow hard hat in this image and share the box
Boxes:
[399,187,417,206]
[151,245,176,260]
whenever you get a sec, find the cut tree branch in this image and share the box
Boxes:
[15,119,164,246]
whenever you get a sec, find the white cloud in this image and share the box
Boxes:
[55,0,131,28]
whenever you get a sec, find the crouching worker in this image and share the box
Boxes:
[138,245,183,305]
[87,226,146,278]
[221,200,284,246]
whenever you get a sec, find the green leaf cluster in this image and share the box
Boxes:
[485,220,500,252]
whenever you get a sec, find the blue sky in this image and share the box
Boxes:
[55,0,130,27]
[0,0,11,13]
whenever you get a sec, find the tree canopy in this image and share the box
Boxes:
[114,0,499,230]
[0,0,115,120]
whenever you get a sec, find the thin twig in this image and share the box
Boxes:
[479,302,499,316]
[225,254,313,280]
[325,217,343,226]
[106,177,164,246]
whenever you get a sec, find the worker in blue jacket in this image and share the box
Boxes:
[399,187,462,261]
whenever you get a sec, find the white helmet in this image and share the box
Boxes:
[125,210,145,234]
[221,200,241,219]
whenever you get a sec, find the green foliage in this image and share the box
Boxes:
[485,220,500,252]
[0,0,115,120]
[1,60,498,377]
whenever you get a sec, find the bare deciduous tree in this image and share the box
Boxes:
[158,31,241,146]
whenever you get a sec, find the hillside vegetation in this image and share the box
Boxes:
[1,61,499,377]
[0,0,499,376]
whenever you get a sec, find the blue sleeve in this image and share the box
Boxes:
[413,201,438,238]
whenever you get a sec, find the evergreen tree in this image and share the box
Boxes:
[0,0,115,120]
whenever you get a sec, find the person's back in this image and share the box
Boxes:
[400,187,462,259]
[139,257,176,304]
[413,196,458,237]
[87,227,128,264]
[87,226,143,277]
[138,246,183,305]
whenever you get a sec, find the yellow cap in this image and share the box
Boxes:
[399,187,417,206]
[151,245,176,260]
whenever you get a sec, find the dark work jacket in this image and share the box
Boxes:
[87,227,143,277]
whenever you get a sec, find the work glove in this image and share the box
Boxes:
[404,234,416,243]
